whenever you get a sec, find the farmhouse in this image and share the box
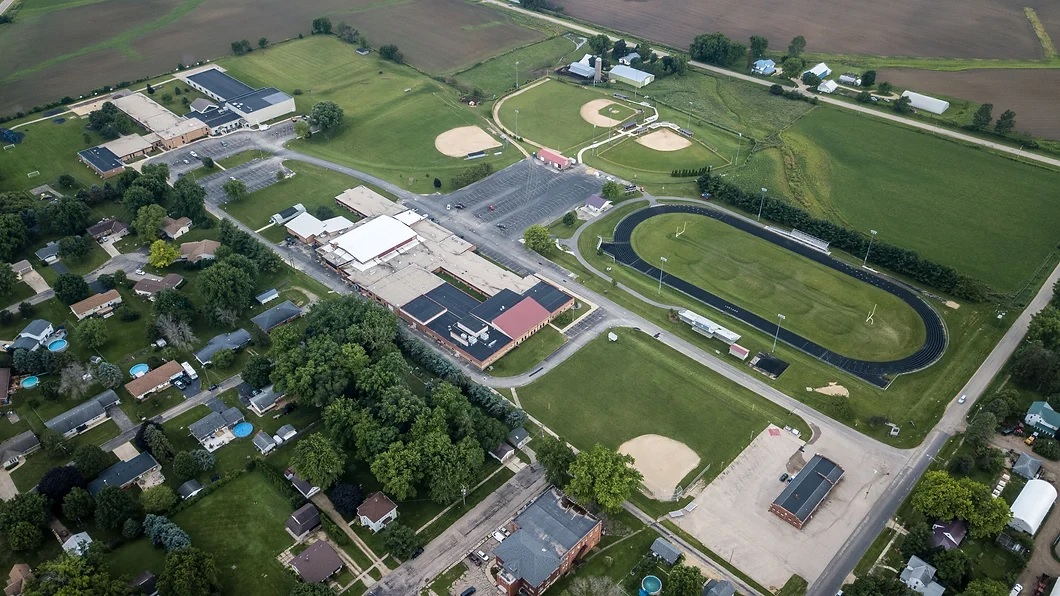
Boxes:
[87,451,163,494]
[44,390,120,438]
[899,555,945,596]
[251,300,303,333]
[87,219,128,242]
[179,239,220,264]
[70,289,122,320]
[188,407,244,452]
[11,319,53,352]
[769,454,844,529]
[290,541,344,584]
[803,62,831,79]
[609,64,654,88]
[536,148,572,170]
[195,329,251,365]
[357,492,399,533]
[78,146,125,178]
[817,80,838,94]
[270,204,306,226]
[619,51,641,65]
[183,68,295,126]
[751,59,776,75]
[900,91,951,115]
[123,361,183,400]
[1025,401,1060,435]
[493,488,602,595]
[133,274,184,299]
[161,216,193,239]
[1009,479,1056,535]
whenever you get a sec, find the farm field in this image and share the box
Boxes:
[453,34,588,98]
[630,213,927,361]
[0,0,544,115]
[518,328,808,488]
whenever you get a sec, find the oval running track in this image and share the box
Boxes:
[601,204,948,388]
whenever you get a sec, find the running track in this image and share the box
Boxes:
[601,204,948,388]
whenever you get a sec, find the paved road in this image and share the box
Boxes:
[4,252,146,314]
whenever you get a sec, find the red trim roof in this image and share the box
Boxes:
[538,148,570,167]
[492,297,551,340]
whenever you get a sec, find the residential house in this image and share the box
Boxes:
[129,571,158,596]
[61,532,93,556]
[87,452,163,494]
[177,480,204,500]
[188,407,244,451]
[493,488,602,595]
[618,51,641,65]
[161,217,192,239]
[255,289,279,305]
[11,319,53,352]
[1013,453,1043,480]
[584,194,612,215]
[275,424,297,442]
[490,442,514,463]
[10,260,32,280]
[6,563,32,596]
[34,242,60,264]
[900,555,945,596]
[931,519,967,551]
[133,274,184,299]
[356,492,398,533]
[87,219,129,243]
[0,431,41,468]
[70,289,122,320]
[751,59,776,75]
[290,541,343,583]
[123,361,183,400]
[507,427,530,449]
[45,390,121,438]
[179,239,220,264]
[253,431,277,455]
[650,537,681,565]
[248,385,283,416]
[284,469,320,499]
[702,579,736,596]
[251,300,304,333]
[769,454,844,529]
[194,329,251,365]
[285,503,321,541]
[1026,401,1060,436]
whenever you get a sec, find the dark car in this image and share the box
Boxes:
[209,384,219,391]
[460,589,477,596]
[411,547,424,558]
[779,472,789,482]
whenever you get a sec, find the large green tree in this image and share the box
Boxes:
[310,101,344,133]
[566,444,643,513]
[171,177,210,224]
[196,261,255,323]
[523,224,552,254]
[971,103,993,131]
[290,434,347,490]
[689,32,746,66]
[221,178,247,203]
[42,197,90,236]
[54,273,91,305]
[133,204,167,237]
[536,435,576,488]
[242,354,273,389]
[0,213,29,262]
[73,317,108,350]
[788,35,806,57]
[158,547,221,596]
[380,522,420,559]
[911,471,1010,538]
[62,487,96,522]
[963,580,1008,596]
[587,34,611,56]
[22,552,132,596]
[994,109,1017,135]
[371,441,421,500]
[72,444,113,479]
[841,574,911,596]
[663,564,705,596]
[932,547,969,585]
[95,486,142,529]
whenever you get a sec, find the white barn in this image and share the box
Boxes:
[900,91,951,115]
[1009,479,1056,535]
[803,62,831,79]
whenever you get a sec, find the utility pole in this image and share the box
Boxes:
[658,256,667,294]
[863,229,878,267]
[757,188,767,221]
[515,61,519,89]
[772,313,786,352]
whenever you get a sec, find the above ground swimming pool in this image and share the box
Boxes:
[641,575,662,596]
[232,422,253,438]
[20,376,39,389]
[47,339,68,352]
[130,363,149,377]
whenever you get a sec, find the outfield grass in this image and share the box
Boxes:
[488,325,566,377]
[453,35,586,98]
[631,213,927,360]
[498,80,607,152]
[593,133,726,181]
[519,329,808,488]
[0,117,108,193]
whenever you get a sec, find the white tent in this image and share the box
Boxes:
[1009,478,1056,535]
[900,91,951,115]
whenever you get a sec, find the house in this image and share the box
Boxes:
[618,51,641,65]
[129,571,158,596]
[11,319,53,352]
[286,503,321,541]
[34,242,61,264]
[248,385,283,416]
[769,454,844,529]
[494,488,602,595]
[251,300,304,333]
[188,407,244,451]
[584,194,612,215]
[609,65,654,88]
[356,492,399,533]
[751,59,776,75]
[0,431,40,469]
[838,73,862,86]
[124,361,183,400]
[803,62,831,79]
[255,289,279,305]
[1009,479,1056,535]
[284,469,320,498]
[45,390,121,438]
[817,80,838,94]
[133,274,184,299]
[650,537,681,565]
[931,519,967,551]
[78,146,125,178]
[10,260,32,280]
[61,532,93,556]
[1025,401,1060,435]
[507,427,530,449]
[536,148,572,170]
[290,541,344,584]
[491,442,515,462]
[1013,453,1043,480]
[161,216,192,239]
[270,204,306,226]
[6,563,33,596]
[88,451,163,494]
[253,431,277,455]
[87,219,129,242]
[70,289,122,320]
[177,480,204,500]
[194,329,251,365]
[702,579,736,596]
[900,91,951,115]
[179,239,220,264]
[275,424,297,442]
[900,555,945,596]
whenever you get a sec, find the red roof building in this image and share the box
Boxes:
[492,298,551,343]
[537,148,572,170]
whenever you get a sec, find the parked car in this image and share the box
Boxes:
[411,547,424,558]
[1010,584,1022,596]
[958,394,967,404]
[189,151,199,158]
[460,588,477,596]
[493,531,506,543]
[779,473,789,482]
[1026,433,1038,446]
[476,550,489,562]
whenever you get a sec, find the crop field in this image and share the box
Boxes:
[631,213,927,361]
[746,108,1060,293]
[0,0,542,115]
[453,34,588,97]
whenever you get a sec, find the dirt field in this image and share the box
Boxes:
[814,383,849,397]
[636,128,692,151]
[557,0,1042,60]
[618,434,700,500]
[675,424,904,590]
[876,68,1060,140]
[580,99,623,126]
[435,126,501,157]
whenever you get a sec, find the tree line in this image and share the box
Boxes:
[670,165,711,178]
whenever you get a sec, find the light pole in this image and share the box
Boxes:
[757,188,767,221]
[772,313,785,352]
[863,229,878,267]
[514,109,519,141]
[515,61,520,89]
[687,102,693,130]
[658,256,667,294]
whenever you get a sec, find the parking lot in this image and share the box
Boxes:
[449,532,507,596]
[147,121,295,179]
[200,156,289,208]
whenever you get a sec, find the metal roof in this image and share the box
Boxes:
[609,64,653,83]
[226,87,292,112]
[187,68,255,101]
[1014,453,1043,479]
[251,300,302,332]
[651,537,681,564]
[568,62,595,78]
[772,454,844,522]
[468,289,523,322]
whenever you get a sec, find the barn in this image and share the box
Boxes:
[1009,479,1056,535]
[900,91,951,115]
[609,65,655,88]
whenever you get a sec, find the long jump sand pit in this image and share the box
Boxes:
[619,434,700,500]
[636,128,693,152]
[580,99,627,127]
[435,126,501,157]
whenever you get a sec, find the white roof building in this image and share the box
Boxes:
[900,91,951,115]
[609,64,655,88]
[322,215,423,272]
[286,212,355,243]
[817,80,838,94]
[1009,478,1056,535]
[804,62,831,78]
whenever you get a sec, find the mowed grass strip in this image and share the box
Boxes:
[489,324,567,377]
[595,134,725,177]
[518,329,807,486]
[631,213,927,360]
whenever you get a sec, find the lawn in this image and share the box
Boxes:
[549,522,658,593]
[0,279,37,310]
[488,325,566,377]
[416,465,515,543]
[0,116,109,193]
[593,133,727,180]
[216,150,260,170]
[9,420,120,490]
[497,79,607,153]
[518,328,808,489]
[452,34,587,98]
[630,212,927,361]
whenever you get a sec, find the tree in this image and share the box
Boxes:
[664,564,705,596]
[371,441,421,500]
[59,362,93,399]
[965,103,994,131]
[158,547,221,596]
[291,434,346,490]
[210,348,235,369]
[601,182,623,202]
[379,44,404,63]
[62,487,96,521]
[894,95,913,114]
[18,301,35,318]
[57,235,90,261]
[523,224,552,254]
[381,522,420,559]
[965,412,997,448]
[801,72,821,87]
[37,466,84,505]
[94,486,142,529]
[311,16,332,34]
[877,81,893,95]
[22,552,131,595]
[192,449,214,472]
[258,37,268,48]
[113,269,128,287]
[336,22,359,44]
[310,101,344,132]
[155,314,198,351]
[950,454,974,475]
[611,39,628,61]
[779,57,804,80]
[588,34,611,56]
[39,429,68,457]
[689,32,746,66]
[963,580,1009,596]
[900,520,932,558]
[133,204,167,237]
[144,425,175,463]
[291,585,336,596]
[8,521,42,552]
[994,109,1016,135]
[171,177,209,224]
[0,214,29,262]
[536,435,576,487]
[1035,437,1060,460]
[173,451,200,483]
[123,516,143,539]
[562,211,577,227]
[856,91,872,103]
[54,273,90,305]
[221,178,247,203]
[933,547,970,585]
[1029,308,1060,350]
[96,362,123,389]
[562,576,624,596]
[73,318,108,351]
[861,70,876,87]
[0,493,48,539]
[748,35,769,62]
[328,483,365,518]
[911,471,1009,538]
[72,445,112,479]
[243,354,273,389]
[788,35,806,57]
[41,197,90,236]
[141,486,177,514]
[566,444,643,513]
[295,120,310,138]
[842,574,912,596]
[196,261,255,322]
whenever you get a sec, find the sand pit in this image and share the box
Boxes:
[619,434,700,500]
[434,126,501,157]
[580,99,626,127]
[636,128,693,152]
[813,382,849,397]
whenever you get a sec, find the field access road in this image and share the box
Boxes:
[481,0,1060,170]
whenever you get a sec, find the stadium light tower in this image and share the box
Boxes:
[687,102,693,130]
[772,313,786,352]
[863,229,878,267]
[757,188,767,221]
[515,61,520,89]
[514,109,519,140]
[658,256,668,294]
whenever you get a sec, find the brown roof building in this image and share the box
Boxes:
[5,564,32,596]
[87,219,129,242]
[124,361,183,400]
[161,217,193,240]
[180,239,220,264]
[70,289,122,320]
[356,492,398,533]
[133,274,185,298]
[290,541,344,583]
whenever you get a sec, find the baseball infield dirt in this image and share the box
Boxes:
[619,434,700,500]
[580,99,624,127]
[636,128,692,152]
[434,125,502,157]
[813,382,850,397]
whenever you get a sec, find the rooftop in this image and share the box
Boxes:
[0,430,40,462]
[195,329,251,364]
[329,215,421,266]
[291,541,343,583]
[357,492,398,523]
[492,297,550,339]
[19,319,52,338]
[112,93,184,133]
[187,107,242,129]
[101,135,152,159]
[87,451,158,494]
[226,87,292,113]
[123,360,183,398]
[188,406,244,440]
[335,187,403,218]
[180,239,220,262]
[87,219,128,238]
[162,216,192,237]
[568,61,595,78]
[45,390,120,435]
[186,68,255,101]
[651,537,681,565]
[251,300,303,332]
[609,64,653,83]
[133,273,184,296]
[524,280,574,313]
[78,146,124,173]
[1014,453,1043,479]
[70,289,121,316]
[249,386,282,411]
[253,431,276,452]
[177,479,203,499]
[772,454,844,522]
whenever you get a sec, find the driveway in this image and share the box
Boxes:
[20,269,49,294]
[0,469,17,500]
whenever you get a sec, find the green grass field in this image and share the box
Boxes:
[518,329,808,488]
[488,324,566,376]
[631,213,926,360]
[453,35,586,98]
[0,117,109,193]
[598,102,636,122]
[498,80,606,152]
[593,133,726,182]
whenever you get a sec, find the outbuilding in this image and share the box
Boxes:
[1009,478,1056,535]
[609,65,655,88]
[817,80,838,94]
[900,91,950,115]
[751,59,776,75]
[803,62,831,79]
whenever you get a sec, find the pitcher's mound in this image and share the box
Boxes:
[619,434,700,500]
[580,99,624,127]
[637,128,692,152]
[435,126,501,157]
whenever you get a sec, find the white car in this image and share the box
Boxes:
[189,150,199,158]
[134,269,146,276]
[958,394,967,404]
[1010,584,1023,596]
[476,550,489,562]
[492,531,506,543]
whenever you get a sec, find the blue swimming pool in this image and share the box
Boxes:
[130,363,149,377]
[20,376,39,389]
[232,422,253,438]
[641,575,662,596]
[47,339,68,352]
